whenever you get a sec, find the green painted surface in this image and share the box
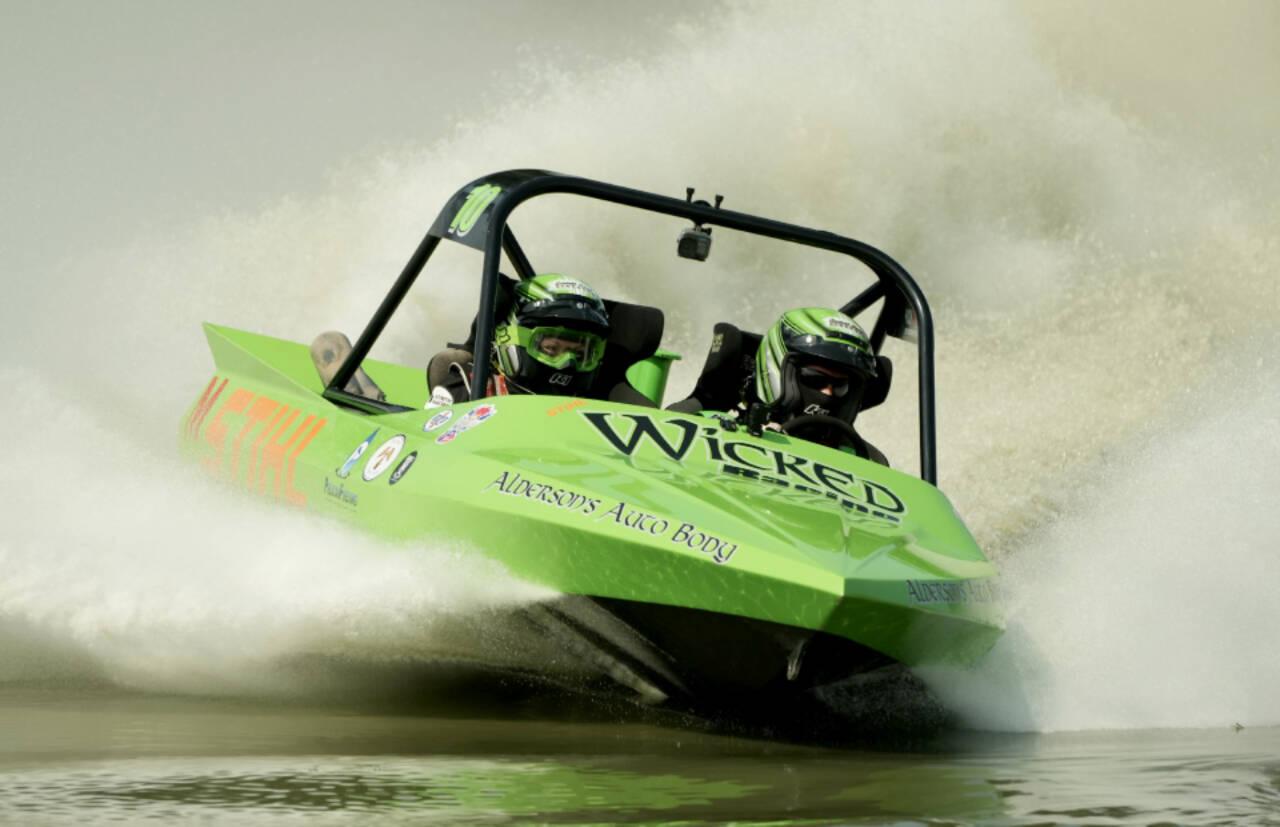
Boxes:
[180,323,1003,667]
[625,349,682,404]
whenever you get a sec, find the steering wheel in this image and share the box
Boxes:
[779,414,866,457]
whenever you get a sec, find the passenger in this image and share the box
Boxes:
[427,273,611,406]
[754,307,887,464]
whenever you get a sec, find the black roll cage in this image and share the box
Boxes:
[325,169,940,484]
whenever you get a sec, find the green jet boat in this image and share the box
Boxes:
[180,170,1002,709]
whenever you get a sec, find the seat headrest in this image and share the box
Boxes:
[703,322,743,373]
[664,322,762,413]
[701,322,761,375]
[602,300,664,363]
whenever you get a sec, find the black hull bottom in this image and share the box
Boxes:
[521,596,955,742]
[528,596,898,703]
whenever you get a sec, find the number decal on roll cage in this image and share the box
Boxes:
[448,184,502,237]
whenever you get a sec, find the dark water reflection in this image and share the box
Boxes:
[0,687,1276,825]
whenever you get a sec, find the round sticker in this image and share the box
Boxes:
[456,403,496,429]
[363,434,406,481]
[388,451,418,485]
[423,410,453,432]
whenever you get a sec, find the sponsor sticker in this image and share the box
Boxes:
[824,315,863,336]
[389,451,418,485]
[551,278,597,298]
[363,434,406,481]
[458,403,496,427]
[425,387,454,410]
[423,410,453,431]
[337,428,380,479]
[436,403,496,444]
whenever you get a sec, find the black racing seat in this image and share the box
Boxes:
[666,322,762,414]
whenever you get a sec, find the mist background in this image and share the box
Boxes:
[1,0,1277,732]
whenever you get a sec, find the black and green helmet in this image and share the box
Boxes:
[493,274,611,395]
[755,307,877,422]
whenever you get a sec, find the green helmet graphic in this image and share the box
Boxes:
[755,307,877,423]
[493,274,610,395]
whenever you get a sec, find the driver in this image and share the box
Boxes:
[427,273,611,405]
[755,307,888,464]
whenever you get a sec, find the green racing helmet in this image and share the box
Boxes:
[493,274,611,395]
[755,307,877,425]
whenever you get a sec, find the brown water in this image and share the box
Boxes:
[2,686,1277,826]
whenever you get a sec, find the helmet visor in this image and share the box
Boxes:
[788,337,877,376]
[796,365,858,398]
[521,326,607,372]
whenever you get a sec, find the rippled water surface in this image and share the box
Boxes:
[2,688,1276,825]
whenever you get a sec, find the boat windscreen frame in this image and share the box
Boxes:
[324,169,940,484]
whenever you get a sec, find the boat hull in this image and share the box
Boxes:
[180,324,1003,701]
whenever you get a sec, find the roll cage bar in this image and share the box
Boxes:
[325,169,940,484]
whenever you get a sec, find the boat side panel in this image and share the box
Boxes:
[180,380,1002,667]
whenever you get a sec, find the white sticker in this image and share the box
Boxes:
[425,387,454,410]
[363,434,407,481]
[456,403,497,429]
[436,403,496,444]
[824,315,865,338]
[550,278,597,299]
[423,409,453,432]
